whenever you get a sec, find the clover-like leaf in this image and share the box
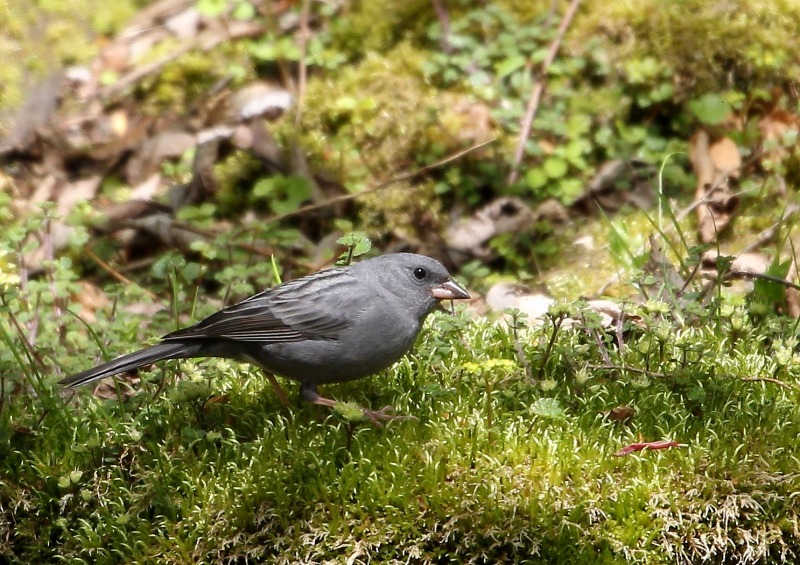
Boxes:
[529,397,566,420]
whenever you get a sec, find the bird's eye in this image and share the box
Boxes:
[413,267,427,280]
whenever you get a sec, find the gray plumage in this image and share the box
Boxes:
[59,253,468,419]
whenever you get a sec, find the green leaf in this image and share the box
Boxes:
[651,82,675,103]
[543,157,568,178]
[688,93,732,125]
[336,232,372,263]
[253,175,313,214]
[555,178,584,202]
[525,168,548,189]
[531,47,549,64]
[495,55,527,78]
[530,398,566,420]
[564,140,588,164]
[753,258,791,304]
[196,0,227,17]
[232,1,255,20]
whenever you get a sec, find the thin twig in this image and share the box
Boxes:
[294,0,310,128]
[674,183,760,224]
[584,325,612,365]
[430,0,452,53]
[84,245,159,299]
[676,259,703,298]
[723,270,800,292]
[267,137,497,224]
[740,377,797,391]
[2,301,48,374]
[506,0,582,186]
[112,138,494,260]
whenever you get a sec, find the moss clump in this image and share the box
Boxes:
[327,0,433,59]
[300,43,441,174]
[576,0,800,95]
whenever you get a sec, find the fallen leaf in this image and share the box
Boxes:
[92,374,140,402]
[614,440,687,457]
[605,405,635,422]
[71,281,111,323]
[690,130,741,243]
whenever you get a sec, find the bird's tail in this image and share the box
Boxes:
[59,342,202,389]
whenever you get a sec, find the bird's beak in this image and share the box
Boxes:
[431,279,470,301]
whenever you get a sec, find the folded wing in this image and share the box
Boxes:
[163,268,365,343]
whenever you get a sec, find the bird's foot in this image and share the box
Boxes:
[332,401,415,427]
[361,405,417,427]
[300,384,415,427]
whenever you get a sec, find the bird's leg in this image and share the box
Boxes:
[262,372,290,406]
[299,382,336,408]
[299,383,412,427]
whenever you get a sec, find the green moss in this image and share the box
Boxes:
[292,44,460,229]
[576,0,800,95]
[214,152,267,216]
[5,197,800,562]
[327,0,433,58]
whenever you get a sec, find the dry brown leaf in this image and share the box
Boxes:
[759,107,800,145]
[92,374,140,402]
[234,122,287,176]
[758,106,800,196]
[22,175,102,271]
[689,130,715,189]
[165,7,201,39]
[126,213,205,250]
[605,405,635,422]
[122,301,166,317]
[125,131,196,184]
[71,281,112,323]
[230,83,293,121]
[708,137,741,177]
[446,99,495,146]
[690,130,741,243]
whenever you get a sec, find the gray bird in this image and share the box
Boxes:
[59,253,469,423]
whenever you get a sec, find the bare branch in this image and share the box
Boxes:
[506,0,582,186]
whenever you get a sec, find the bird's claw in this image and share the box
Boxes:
[362,405,418,427]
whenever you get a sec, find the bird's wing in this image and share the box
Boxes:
[163,268,366,343]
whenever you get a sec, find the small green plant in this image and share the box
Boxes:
[335,231,372,264]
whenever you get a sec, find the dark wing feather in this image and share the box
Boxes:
[163,268,363,343]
